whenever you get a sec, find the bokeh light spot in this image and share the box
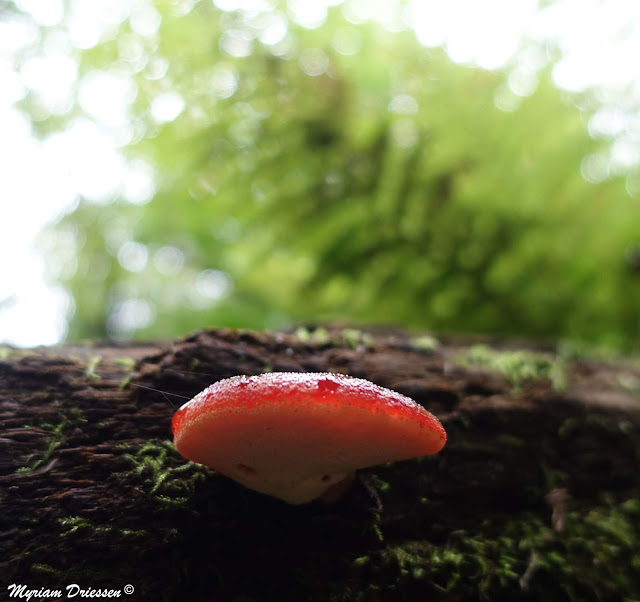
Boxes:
[153,246,185,275]
[117,241,149,272]
[299,48,329,76]
[151,91,185,123]
[107,297,154,337]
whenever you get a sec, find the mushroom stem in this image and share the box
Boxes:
[320,471,356,503]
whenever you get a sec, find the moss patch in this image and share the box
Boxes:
[454,344,568,392]
[84,355,102,381]
[409,335,441,353]
[59,516,148,539]
[350,495,640,601]
[117,439,207,507]
[295,326,332,345]
[17,408,87,473]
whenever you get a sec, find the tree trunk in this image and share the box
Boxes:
[2,328,639,601]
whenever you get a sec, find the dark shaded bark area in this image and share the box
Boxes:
[1,328,640,602]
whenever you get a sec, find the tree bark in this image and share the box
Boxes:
[1,328,639,601]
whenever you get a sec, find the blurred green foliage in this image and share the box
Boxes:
[22,1,640,347]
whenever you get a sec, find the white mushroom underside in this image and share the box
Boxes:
[226,465,353,504]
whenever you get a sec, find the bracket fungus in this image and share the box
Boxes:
[172,372,447,504]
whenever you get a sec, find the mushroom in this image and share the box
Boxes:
[172,372,446,504]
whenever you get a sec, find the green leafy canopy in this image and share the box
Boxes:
[17,1,640,348]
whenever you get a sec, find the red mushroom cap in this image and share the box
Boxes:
[172,372,446,504]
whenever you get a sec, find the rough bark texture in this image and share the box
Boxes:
[1,327,639,602]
